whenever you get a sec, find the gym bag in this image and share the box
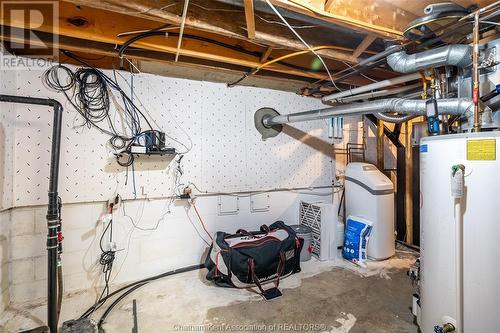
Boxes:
[205,221,303,299]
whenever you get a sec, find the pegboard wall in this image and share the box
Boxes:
[0,66,16,210]
[0,59,334,209]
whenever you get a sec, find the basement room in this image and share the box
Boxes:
[0,0,499,332]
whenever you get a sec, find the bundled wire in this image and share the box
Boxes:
[83,205,117,318]
[43,52,159,167]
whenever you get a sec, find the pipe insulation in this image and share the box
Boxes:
[331,83,422,104]
[386,44,472,74]
[322,73,421,104]
[263,98,472,126]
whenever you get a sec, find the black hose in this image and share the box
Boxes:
[98,283,147,329]
[96,264,204,329]
[81,264,204,320]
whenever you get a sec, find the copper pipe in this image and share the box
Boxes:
[472,11,481,132]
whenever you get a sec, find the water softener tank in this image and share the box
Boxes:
[345,162,395,260]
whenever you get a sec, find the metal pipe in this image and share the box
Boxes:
[0,94,63,333]
[332,83,421,104]
[264,98,472,127]
[472,11,481,132]
[322,73,421,104]
[386,44,472,74]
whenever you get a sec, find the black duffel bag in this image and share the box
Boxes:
[205,221,303,299]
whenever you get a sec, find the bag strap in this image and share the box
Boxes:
[260,225,271,233]
[235,229,254,238]
[275,252,286,289]
[248,252,286,294]
[248,258,265,295]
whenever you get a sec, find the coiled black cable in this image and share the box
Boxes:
[43,53,163,167]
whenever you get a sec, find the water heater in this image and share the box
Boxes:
[419,131,500,333]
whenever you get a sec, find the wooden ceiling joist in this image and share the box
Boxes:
[60,0,359,64]
[243,0,256,39]
[352,34,377,59]
[260,46,274,63]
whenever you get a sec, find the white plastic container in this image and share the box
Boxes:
[345,162,395,260]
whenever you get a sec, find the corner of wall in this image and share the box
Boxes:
[0,209,12,313]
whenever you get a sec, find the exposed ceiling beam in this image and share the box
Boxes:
[352,34,377,59]
[243,0,256,39]
[59,0,359,63]
[260,46,274,63]
[269,0,408,38]
[1,24,374,87]
[0,27,320,87]
[0,6,335,82]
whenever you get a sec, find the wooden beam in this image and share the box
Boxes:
[0,24,337,83]
[352,34,377,60]
[0,27,320,85]
[1,3,380,85]
[0,5,321,80]
[324,0,335,12]
[272,0,409,38]
[260,46,273,63]
[59,0,359,63]
[377,120,384,170]
[243,0,256,39]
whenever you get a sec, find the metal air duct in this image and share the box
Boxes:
[255,98,473,139]
[386,44,472,74]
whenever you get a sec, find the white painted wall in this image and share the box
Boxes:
[0,62,16,211]
[7,190,336,303]
[0,55,365,310]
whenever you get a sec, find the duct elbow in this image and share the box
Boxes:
[387,45,472,74]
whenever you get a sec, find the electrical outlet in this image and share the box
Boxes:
[107,194,121,210]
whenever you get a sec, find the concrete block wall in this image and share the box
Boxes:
[6,190,335,305]
[0,210,11,312]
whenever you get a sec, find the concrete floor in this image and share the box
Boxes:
[0,251,418,333]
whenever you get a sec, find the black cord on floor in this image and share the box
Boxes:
[80,264,204,320]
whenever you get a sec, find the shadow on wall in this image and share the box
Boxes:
[282,125,333,158]
[104,154,176,173]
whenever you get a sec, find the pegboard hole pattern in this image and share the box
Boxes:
[1,59,337,208]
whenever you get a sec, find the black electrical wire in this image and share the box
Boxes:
[84,207,117,318]
[117,30,330,76]
[44,52,167,167]
[80,264,204,320]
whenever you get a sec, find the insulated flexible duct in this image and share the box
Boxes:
[386,44,472,73]
[374,113,417,124]
[263,98,472,126]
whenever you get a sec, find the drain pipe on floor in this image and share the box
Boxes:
[0,94,63,333]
